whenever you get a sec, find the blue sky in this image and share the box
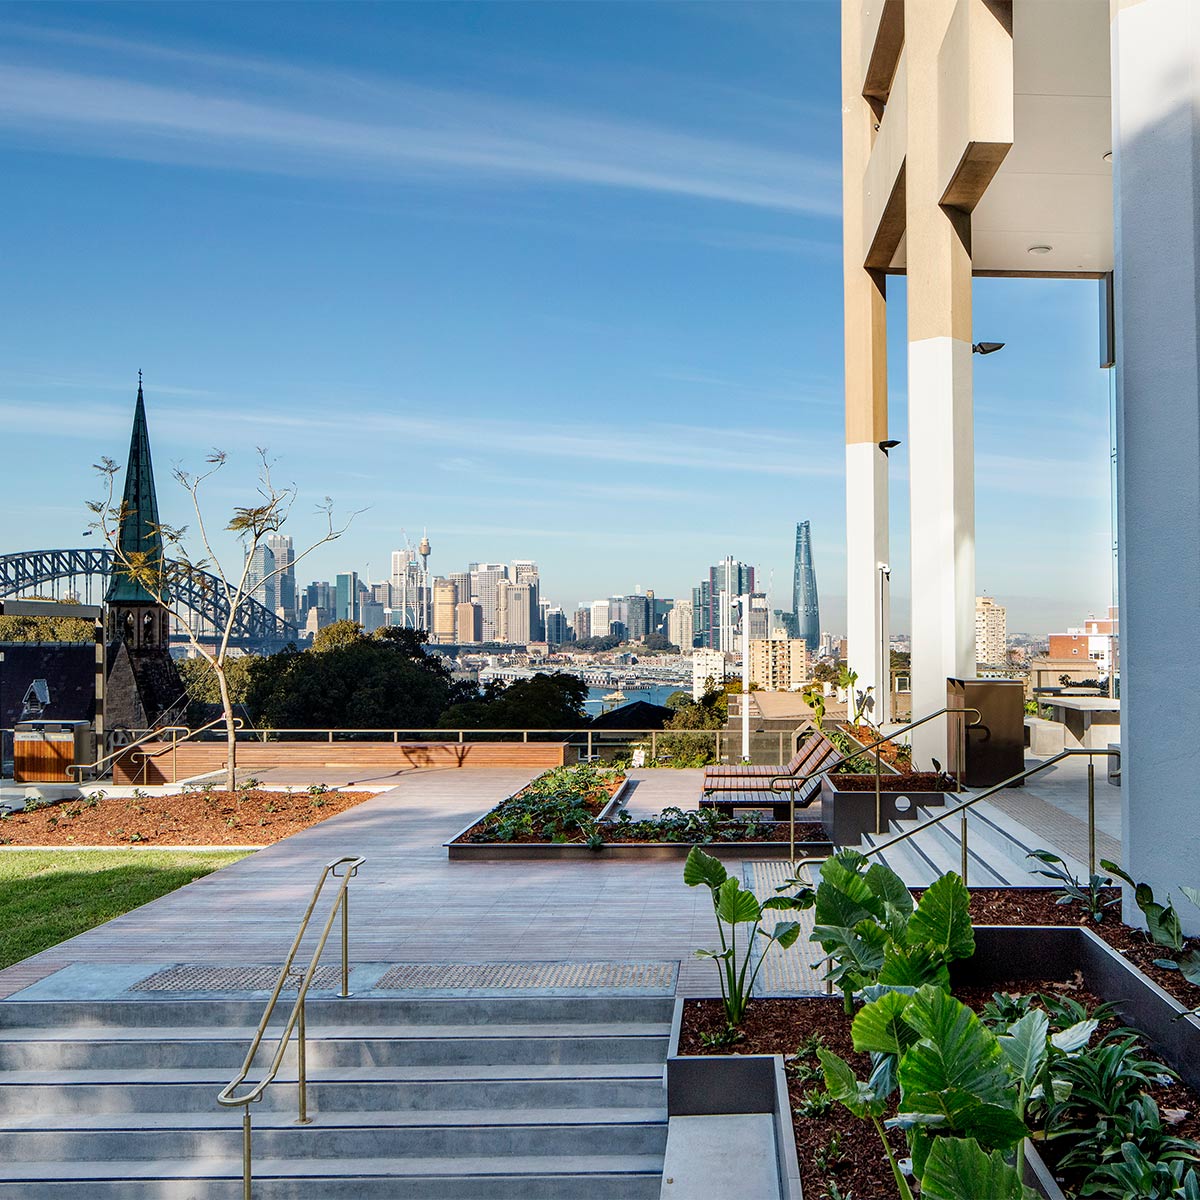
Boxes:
[0,2,1113,634]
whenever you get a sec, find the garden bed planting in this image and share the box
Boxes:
[839,722,913,771]
[830,770,958,792]
[0,784,374,846]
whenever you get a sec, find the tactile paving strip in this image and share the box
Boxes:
[743,861,824,995]
[374,961,678,992]
[132,965,344,992]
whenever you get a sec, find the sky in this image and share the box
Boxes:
[0,1,1114,635]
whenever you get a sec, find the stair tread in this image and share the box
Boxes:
[0,1154,665,1181]
[0,1061,666,1086]
[0,1022,670,1043]
[0,1107,667,1132]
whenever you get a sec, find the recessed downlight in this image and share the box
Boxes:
[1027,245,1052,255]
[1103,151,1113,162]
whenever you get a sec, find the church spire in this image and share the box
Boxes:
[105,375,165,604]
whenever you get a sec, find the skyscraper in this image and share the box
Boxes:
[469,563,508,641]
[267,533,295,621]
[432,578,458,643]
[246,544,276,614]
[709,557,755,651]
[506,582,537,644]
[793,522,821,654]
[668,599,694,649]
[975,596,1007,667]
[572,606,591,641]
[544,607,569,645]
[335,572,358,623]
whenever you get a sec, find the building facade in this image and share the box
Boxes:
[749,636,811,692]
[691,648,727,701]
[975,596,1007,667]
[792,521,821,655]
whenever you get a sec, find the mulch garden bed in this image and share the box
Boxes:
[839,722,913,771]
[681,975,1200,1199]
[452,774,625,844]
[0,787,376,846]
[830,771,958,792]
[962,887,1200,1012]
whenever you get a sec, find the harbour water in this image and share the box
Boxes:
[583,683,685,714]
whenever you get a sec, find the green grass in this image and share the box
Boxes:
[0,849,252,970]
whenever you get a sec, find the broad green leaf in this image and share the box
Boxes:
[811,920,888,974]
[1100,859,1135,888]
[769,921,801,949]
[815,856,884,930]
[818,1048,886,1119]
[898,1099,1028,1179]
[998,1009,1049,1090]
[920,1136,1035,1200]
[878,943,951,989]
[1049,1018,1097,1053]
[683,845,727,889]
[852,989,918,1057]
[715,877,761,925]
[1144,898,1184,951]
[1180,886,1200,912]
[908,873,975,961]
[761,894,808,911]
[1179,949,1200,986]
[866,862,914,917]
[899,987,1018,1116]
[694,948,732,961]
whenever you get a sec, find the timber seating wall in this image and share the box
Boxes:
[113,740,570,785]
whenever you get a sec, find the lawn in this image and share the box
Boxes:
[0,849,252,970]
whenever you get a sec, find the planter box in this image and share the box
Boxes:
[957,925,1200,1200]
[447,837,836,862]
[820,774,958,845]
[665,999,802,1200]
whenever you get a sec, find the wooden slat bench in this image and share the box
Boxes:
[702,735,839,794]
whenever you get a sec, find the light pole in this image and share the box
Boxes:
[878,563,891,726]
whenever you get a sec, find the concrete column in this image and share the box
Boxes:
[1112,0,1200,928]
[904,0,977,767]
[842,0,891,727]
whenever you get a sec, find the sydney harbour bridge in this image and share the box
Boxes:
[0,548,298,652]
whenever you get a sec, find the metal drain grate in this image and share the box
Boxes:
[374,961,677,992]
[132,964,344,993]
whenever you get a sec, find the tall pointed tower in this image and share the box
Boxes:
[104,376,183,729]
[792,521,821,655]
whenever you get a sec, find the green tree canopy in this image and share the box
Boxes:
[245,626,460,730]
[665,690,693,711]
[439,672,590,730]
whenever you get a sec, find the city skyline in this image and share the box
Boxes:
[1,4,1112,634]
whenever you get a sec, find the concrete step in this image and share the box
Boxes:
[0,996,675,1031]
[0,1118,669,1162]
[0,1073,667,1115]
[0,1031,668,1071]
[904,806,1013,886]
[860,830,939,886]
[0,1155,665,1199]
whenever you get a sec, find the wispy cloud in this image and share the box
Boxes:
[0,35,840,215]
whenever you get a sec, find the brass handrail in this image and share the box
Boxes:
[217,854,364,1200]
[702,705,983,864]
[789,746,1122,884]
[125,716,246,785]
[67,724,191,782]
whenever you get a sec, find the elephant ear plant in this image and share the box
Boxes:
[806,850,974,1011]
[684,845,808,1027]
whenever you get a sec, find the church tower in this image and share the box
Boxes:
[104,376,183,729]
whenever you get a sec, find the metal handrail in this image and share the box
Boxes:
[789,746,1122,884]
[67,724,191,782]
[702,705,983,864]
[217,854,364,1200]
[125,716,246,785]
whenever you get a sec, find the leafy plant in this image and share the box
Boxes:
[1027,849,1120,923]
[795,1088,836,1118]
[806,851,973,1010]
[306,783,330,797]
[1080,1143,1200,1199]
[1102,861,1200,980]
[684,845,804,1025]
[920,1137,1036,1200]
[698,1024,745,1049]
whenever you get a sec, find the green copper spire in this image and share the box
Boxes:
[106,373,165,605]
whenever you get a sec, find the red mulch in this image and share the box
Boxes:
[0,788,375,846]
[962,887,1200,1012]
[831,771,958,792]
[841,722,913,770]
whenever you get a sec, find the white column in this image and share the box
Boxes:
[845,442,890,725]
[908,336,976,767]
[1112,0,1200,929]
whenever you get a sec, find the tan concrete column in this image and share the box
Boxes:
[905,0,976,766]
[843,0,891,725]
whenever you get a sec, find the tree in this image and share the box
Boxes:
[812,661,838,685]
[245,625,462,730]
[439,672,590,730]
[572,634,622,653]
[665,690,693,711]
[0,598,95,644]
[657,684,726,766]
[639,633,679,654]
[91,447,353,790]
